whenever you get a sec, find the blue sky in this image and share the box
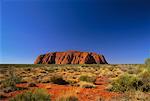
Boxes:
[1,0,150,64]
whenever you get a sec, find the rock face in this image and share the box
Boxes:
[34,50,108,64]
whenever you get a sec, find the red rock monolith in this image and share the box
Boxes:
[34,50,108,64]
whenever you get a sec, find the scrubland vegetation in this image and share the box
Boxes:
[0,64,150,101]
[10,88,50,101]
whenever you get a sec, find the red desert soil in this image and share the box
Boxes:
[1,77,120,101]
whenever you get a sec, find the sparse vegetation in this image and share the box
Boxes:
[10,88,51,101]
[1,69,22,93]
[2,70,22,87]
[111,91,150,101]
[79,81,96,88]
[110,69,150,92]
[109,73,142,92]
[55,88,79,101]
[0,64,150,101]
[138,70,150,92]
[79,75,96,83]
[50,75,69,85]
[56,96,78,101]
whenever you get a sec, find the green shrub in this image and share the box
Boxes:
[110,70,150,92]
[65,96,78,101]
[2,70,22,92]
[145,58,150,65]
[139,70,150,92]
[79,75,96,83]
[51,76,69,85]
[57,96,78,101]
[2,75,22,88]
[10,88,51,101]
[110,73,142,92]
[2,70,21,87]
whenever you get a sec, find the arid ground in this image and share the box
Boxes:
[0,64,150,101]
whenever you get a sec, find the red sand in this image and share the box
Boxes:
[1,81,120,101]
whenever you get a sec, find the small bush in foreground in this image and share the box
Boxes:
[51,76,69,85]
[10,88,50,101]
[79,75,96,83]
[2,70,22,88]
[139,70,150,92]
[2,70,22,92]
[110,73,142,92]
[56,88,79,101]
[56,96,78,101]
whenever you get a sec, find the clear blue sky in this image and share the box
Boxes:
[1,0,150,64]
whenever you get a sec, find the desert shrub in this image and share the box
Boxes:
[139,70,150,92]
[2,70,22,87]
[81,83,96,88]
[67,79,79,86]
[96,96,105,101]
[145,58,150,65]
[127,67,138,74]
[77,81,96,88]
[51,76,69,85]
[111,91,150,101]
[110,70,150,92]
[56,88,79,101]
[28,82,37,87]
[110,73,142,92]
[2,75,21,88]
[111,95,130,101]
[45,67,56,73]
[56,96,78,101]
[127,91,150,101]
[1,70,22,92]
[79,75,96,83]
[10,88,51,101]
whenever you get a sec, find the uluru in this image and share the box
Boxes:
[34,50,108,64]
